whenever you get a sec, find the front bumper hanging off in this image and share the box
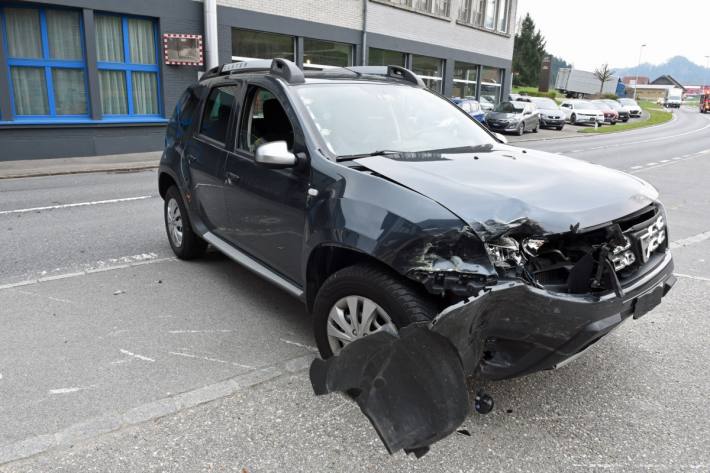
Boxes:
[310,250,675,457]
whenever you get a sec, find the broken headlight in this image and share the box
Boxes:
[484,237,524,269]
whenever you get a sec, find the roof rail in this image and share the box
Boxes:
[199,58,305,85]
[346,65,425,87]
[270,58,305,84]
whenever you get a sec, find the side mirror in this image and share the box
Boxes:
[494,132,508,144]
[255,141,297,168]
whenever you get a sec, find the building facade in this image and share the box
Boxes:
[0,0,517,160]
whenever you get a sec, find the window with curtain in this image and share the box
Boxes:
[1,6,88,118]
[95,14,160,117]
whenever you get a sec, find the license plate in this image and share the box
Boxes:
[633,285,663,319]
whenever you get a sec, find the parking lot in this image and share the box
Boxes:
[0,108,708,472]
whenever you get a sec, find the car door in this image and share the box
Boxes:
[183,83,241,238]
[222,81,309,284]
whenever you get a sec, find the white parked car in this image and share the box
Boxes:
[559,99,605,126]
[618,98,642,118]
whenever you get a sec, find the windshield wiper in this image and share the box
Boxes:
[336,150,405,162]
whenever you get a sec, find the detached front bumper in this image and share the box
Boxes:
[468,250,675,379]
[310,250,675,456]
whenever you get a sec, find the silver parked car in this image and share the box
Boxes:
[486,101,539,135]
[528,97,565,130]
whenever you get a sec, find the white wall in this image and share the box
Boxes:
[215,0,363,30]
[367,0,515,59]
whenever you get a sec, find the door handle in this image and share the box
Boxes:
[225,172,240,185]
[186,154,197,163]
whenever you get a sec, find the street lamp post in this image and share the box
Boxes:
[633,44,646,100]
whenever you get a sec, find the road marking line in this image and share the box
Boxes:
[630,165,643,169]
[168,329,233,334]
[670,230,710,249]
[660,159,669,163]
[49,386,94,395]
[674,273,710,283]
[119,349,155,362]
[279,338,318,352]
[646,162,658,166]
[0,195,153,215]
[577,121,710,153]
[0,256,174,291]
[168,351,255,370]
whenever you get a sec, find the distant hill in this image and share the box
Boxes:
[614,56,709,85]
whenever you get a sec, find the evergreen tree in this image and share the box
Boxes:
[512,14,547,86]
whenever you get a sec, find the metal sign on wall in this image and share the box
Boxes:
[163,34,204,66]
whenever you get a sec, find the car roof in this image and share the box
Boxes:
[200,59,425,89]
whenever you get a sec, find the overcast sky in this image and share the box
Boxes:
[516,0,710,70]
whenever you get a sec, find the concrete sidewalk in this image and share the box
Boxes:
[0,151,161,179]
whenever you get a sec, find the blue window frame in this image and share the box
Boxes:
[0,5,90,121]
[95,13,163,120]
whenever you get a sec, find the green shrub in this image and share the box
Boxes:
[602,93,618,100]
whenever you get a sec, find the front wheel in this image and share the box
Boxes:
[570,113,577,125]
[313,263,437,359]
[517,123,524,136]
[164,186,207,260]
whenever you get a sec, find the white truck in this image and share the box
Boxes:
[555,68,619,98]
[663,87,683,108]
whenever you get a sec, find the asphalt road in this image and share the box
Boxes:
[0,107,708,472]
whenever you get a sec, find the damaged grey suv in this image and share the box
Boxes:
[159,59,675,455]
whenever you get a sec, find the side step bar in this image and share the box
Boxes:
[202,231,304,299]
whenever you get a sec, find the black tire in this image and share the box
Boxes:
[623,118,629,122]
[313,263,437,359]
[556,125,564,131]
[533,122,539,133]
[611,121,617,125]
[164,186,207,260]
[570,113,577,125]
[517,123,524,136]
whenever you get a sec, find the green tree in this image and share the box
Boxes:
[512,13,547,87]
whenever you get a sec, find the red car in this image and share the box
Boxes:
[592,100,619,124]
[700,95,710,114]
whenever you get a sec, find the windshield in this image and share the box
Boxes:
[591,102,609,110]
[619,98,638,106]
[493,102,524,113]
[530,98,557,109]
[603,100,621,109]
[295,83,494,157]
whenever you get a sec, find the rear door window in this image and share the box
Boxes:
[199,85,240,144]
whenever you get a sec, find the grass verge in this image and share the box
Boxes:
[577,100,673,134]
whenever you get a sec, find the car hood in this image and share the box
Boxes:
[355,146,658,241]
[486,112,522,120]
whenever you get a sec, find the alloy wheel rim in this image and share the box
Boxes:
[326,295,397,355]
[166,198,183,247]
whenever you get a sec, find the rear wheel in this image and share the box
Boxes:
[164,186,207,260]
[313,263,437,359]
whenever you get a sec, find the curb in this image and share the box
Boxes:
[0,353,316,466]
[0,163,159,180]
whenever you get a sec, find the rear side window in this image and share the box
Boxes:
[170,89,200,138]
[199,85,240,144]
